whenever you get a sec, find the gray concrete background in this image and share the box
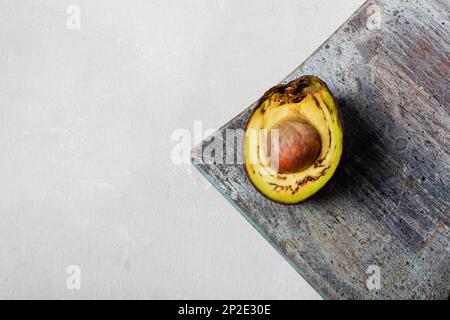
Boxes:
[0,0,364,299]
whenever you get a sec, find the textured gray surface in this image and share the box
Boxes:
[192,0,450,299]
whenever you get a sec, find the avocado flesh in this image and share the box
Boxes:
[244,75,343,204]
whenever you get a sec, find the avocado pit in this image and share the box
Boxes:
[268,119,321,174]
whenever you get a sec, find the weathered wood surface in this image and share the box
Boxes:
[192,0,450,299]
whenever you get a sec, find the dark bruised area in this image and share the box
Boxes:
[259,75,328,114]
[269,166,330,195]
[192,0,450,299]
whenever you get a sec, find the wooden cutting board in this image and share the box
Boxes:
[192,0,449,299]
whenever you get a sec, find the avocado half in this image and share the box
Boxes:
[244,75,343,204]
